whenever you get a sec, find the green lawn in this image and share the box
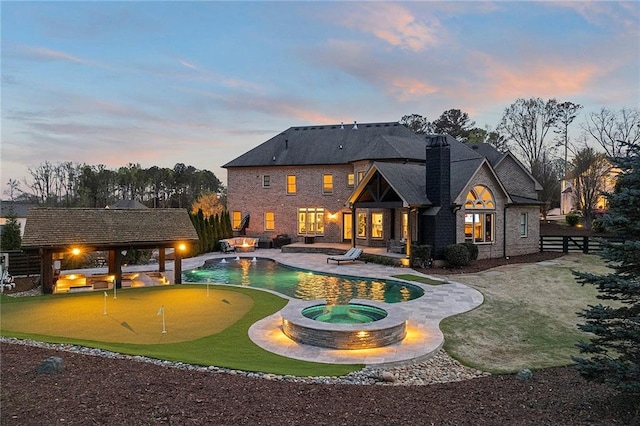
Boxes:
[0,285,362,376]
[440,254,612,373]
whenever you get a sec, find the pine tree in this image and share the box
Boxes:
[0,211,22,251]
[572,145,640,394]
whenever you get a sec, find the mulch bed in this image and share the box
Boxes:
[1,343,638,425]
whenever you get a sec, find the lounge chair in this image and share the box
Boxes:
[327,248,363,265]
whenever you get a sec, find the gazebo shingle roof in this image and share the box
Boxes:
[21,208,199,250]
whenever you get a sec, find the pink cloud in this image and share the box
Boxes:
[15,44,88,64]
[387,77,439,101]
[340,3,441,51]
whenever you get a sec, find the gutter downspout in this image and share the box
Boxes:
[503,204,509,258]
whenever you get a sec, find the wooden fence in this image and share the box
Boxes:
[539,236,623,254]
[1,251,41,276]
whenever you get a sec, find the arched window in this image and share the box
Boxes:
[464,185,495,243]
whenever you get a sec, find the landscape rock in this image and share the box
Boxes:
[36,356,64,375]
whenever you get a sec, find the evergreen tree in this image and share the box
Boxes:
[0,211,22,250]
[572,145,640,394]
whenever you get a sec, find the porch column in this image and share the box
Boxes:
[41,249,54,294]
[158,248,166,272]
[174,246,182,284]
[350,205,356,248]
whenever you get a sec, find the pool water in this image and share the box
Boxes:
[182,258,423,304]
[302,304,388,323]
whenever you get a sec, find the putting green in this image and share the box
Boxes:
[0,286,254,344]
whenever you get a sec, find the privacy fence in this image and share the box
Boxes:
[539,235,624,254]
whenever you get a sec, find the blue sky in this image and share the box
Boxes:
[2,1,639,194]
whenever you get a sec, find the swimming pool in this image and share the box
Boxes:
[182,257,423,304]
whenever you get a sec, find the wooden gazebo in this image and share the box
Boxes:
[21,208,199,294]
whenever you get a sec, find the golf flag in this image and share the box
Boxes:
[157,305,164,316]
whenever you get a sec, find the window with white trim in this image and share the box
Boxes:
[265,212,275,231]
[519,212,528,237]
[464,185,495,243]
[297,207,324,235]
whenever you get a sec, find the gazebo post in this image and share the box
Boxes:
[158,248,166,272]
[174,246,182,284]
[41,249,54,294]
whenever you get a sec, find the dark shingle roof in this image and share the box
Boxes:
[372,162,430,206]
[467,143,504,166]
[223,122,427,167]
[21,208,199,250]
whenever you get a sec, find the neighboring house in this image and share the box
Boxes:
[560,163,618,215]
[0,201,37,237]
[223,121,542,260]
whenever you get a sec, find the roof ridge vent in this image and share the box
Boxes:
[352,121,358,130]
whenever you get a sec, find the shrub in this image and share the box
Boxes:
[565,213,580,227]
[592,217,606,233]
[443,243,470,268]
[461,242,478,261]
[410,244,431,268]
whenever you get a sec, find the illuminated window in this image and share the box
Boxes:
[298,207,324,235]
[464,185,495,243]
[347,173,355,187]
[402,212,408,240]
[232,211,242,230]
[262,175,270,188]
[357,171,365,184]
[322,174,333,194]
[519,213,528,237]
[372,212,383,239]
[286,175,296,194]
[357,212,367,238]
[265,212,275,231]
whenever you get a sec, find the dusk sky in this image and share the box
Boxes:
[2,1,639,195]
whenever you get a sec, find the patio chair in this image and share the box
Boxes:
[326,248,363,265]
[219,240,236,253]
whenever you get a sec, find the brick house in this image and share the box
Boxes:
[223,121,542,260]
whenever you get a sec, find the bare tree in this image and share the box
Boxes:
[498,98,560,169]
[3,179,21,201]
[554,101,583,177]
[531,151,562,220]
[570,147,611,229]
[582,107,640,158]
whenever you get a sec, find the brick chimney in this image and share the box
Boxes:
[422,135,455,259]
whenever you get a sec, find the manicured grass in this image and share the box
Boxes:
[391,274,444,286]
[440,254,612,373]
[1,285,362,376]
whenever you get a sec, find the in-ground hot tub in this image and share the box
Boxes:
[281,299,408,350]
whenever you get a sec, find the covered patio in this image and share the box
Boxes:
[21,208,199,294]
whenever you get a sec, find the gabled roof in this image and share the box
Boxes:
[348,162,430,207]
[223,122,426,167]
[107,199,148,209]
[21,208,199,250]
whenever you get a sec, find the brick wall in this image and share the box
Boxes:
[227,164,356,243]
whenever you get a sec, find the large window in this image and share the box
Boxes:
[371,212,383,239]
[322,174,333,194]
[232,211,242,230]
[357,212,367,238]
[464,185,495,243]
[286,175,296,194]
[265,212,275,231]
[298,207,324,235]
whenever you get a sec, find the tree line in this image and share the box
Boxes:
[4,162,223,209]
[401,101,640,225]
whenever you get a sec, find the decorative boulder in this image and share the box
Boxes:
[381,371,397,383]
[37,356,65,375]
[516,368,533,381]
